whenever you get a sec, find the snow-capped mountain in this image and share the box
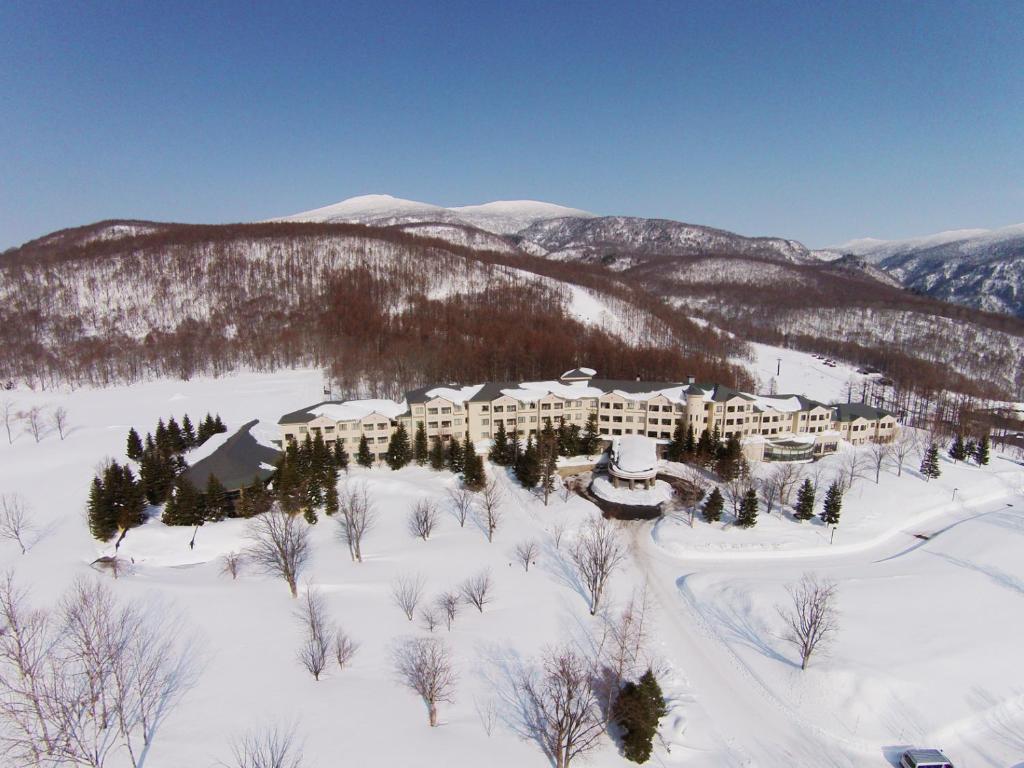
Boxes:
[276,194,594,235]
[816,223,1024,316]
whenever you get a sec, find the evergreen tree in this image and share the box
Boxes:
[580,412,600,455]
[139,446,175,506]
[514,434,541,488]
[701,486,724,523]
[489,420,512,465]
[564,422,582,457]
[356,434,374,468]
[304,507,319,525]
[105,462,146,534]
[87,476,118,541]
[239,476,271,518]
[167,417,185,454]
[821,481,843,526]
[537,421,560,504]
[682,423,696,459]
[920,443,942,481]
[611,675,663,764]
[794,478,816,521]
[445,437,464,474]
[638,669,668,720]
[736,488,759,528]
[413,421,429,466]
[181,414,197,448]
[462,434,485,490]
[385,423,412,470]
[714,434,743,481]
[204,474,232,522]
[695,428,714,467]
[333,438,350,471]
[667,420,685,462]
[213,414,226,434]
[162,477,204,526]
[325,479,339,517]
[126,428,144,461]
[949,434,967,462]
[974,434,990,466]
[273,453,304,515]
[198,414,216,444]
[428,435,446,471]
[154,418,169,454]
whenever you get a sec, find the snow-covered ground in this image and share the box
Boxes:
[1,369,1023,767]
[740,341,866,403]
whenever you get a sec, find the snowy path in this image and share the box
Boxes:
[630,496,1024,766]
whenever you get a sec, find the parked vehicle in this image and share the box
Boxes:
[900,748,954,768]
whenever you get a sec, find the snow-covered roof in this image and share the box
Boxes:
[424,384,484,404]
[751,395,804,413]
[310,399,406,422]
[560,366,597,380]
[610,435,658,475]
[500,380,605,402]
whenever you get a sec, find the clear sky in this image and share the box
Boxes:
[1,1,1022,250]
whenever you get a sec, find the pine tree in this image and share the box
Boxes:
[204,474,232,522]
[126,428,144,461]
[611,673,663,764]
[154,418,169,455]
[667,420,685,462]
[514,434,541,488]
[332,438,349,471]
[181,414,197,448]
[462,435,485,490]
[920,443,942,480]
[413,421,429,466]
[162,476,204,526]
[580,412,600,455]
[356,434,374,468]
[385,423,412,470]
[682,423,696,459]
[715,433,743,481]
[821,481,843,526]
[240,476,271,518]
[87,476,118,541]
[949,434,967,462]
[445,437,464,474]
[198,414,216,444]
[794,478,816,521]
[974,434,990,466]
[695,428,714,467]
[701,486,724,522]
[108,462,146,533]
[167,417,185,454]
[736,488,758,528]
[564,422,582,457]
[324,479,340,517]
[638,668,667,720]
[428,436,446,471]
[489,420,511,465]
[213,414,226,434]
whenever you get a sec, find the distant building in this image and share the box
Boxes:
[277,368,898,464]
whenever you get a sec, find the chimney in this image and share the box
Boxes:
[635,375,641,382]
[687,375,695,384]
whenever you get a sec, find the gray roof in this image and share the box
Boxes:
[466,378,688,403]
[560,367,595,380]
[832,402,892,422]
[183,420,280,492]
[278,400,340,425]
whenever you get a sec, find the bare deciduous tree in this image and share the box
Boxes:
[220,551,244,580]
[245,507,311,598]
[891,429,916,477]
[0,494,35,555]
[758,470,782,517]
[596,586,652,694]
[478,479,503,543]
[2,398,17,444]
[837,449,871,493]
[460,569,493,613]
[778,573,839,670]
[420,606,441,632]
[868,440,894,483]
[773,462,803,508]
[295,586,331,681]
[333,628,358,670]
[392,573,425,621]
[514,539,539,572]
[394,636,457,727]
[51,407,69,441]
[408,499,439,541]
[20,406,44,443]
[446,487,474,528]
[475,695,498,737]
[521,645,605,768]
[571,518,626,615]
[337,482,375,563]
[551,520,566,550]
[436,590,460,631]
[226,725,304,768]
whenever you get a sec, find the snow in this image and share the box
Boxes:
[500,380,605,402]
[750,394,805,413]
[424,384,484,404]
[561,366,596,378]
[592,476,673,506]
[310,398,407,422]
[739,341,865,403]
[275,193,446,222]
[2,369,1023,767]
[828,222,1024,262]
[611,435,658,473]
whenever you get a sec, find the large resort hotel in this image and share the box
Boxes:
[277,367,897,464]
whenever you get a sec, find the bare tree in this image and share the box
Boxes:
[394,636,457,727]
[220,551,244,580]
[333,628,358,670]
[337,482,375,562]
[521,645,605,768]
[436,590,460,630]
[420,606,441,632]
[446,487,474,528]
[295,586,331,681]
[774,462,803,508]
[551,519,566,550]
[724,473,756,519]
[758,470,782,517]
[475,695,498,737]
[478,479,503,543]
[460,569,493,613]
[837,449,870,493]
[408,499,439,541]
[778,573,839,670]
[514,539,539,572]
[596,586,652,693]
[392,573,425,621]
[1,399,17,444]
[0,494,35,555]
[227,725,304,768]
[572,518,626,615]
[51,407,69,441]
[245,507,311,598]
[868,440,894,483]
[891,429,916,477]
[20,406,44,443]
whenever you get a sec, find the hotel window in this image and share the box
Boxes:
[482,431,490,438]
[541,404,551,411]
[481,405,489,412]
[613,403,623,410]
[428,421,438,429]
[299,427,307,433]
[428,408,438,415]
[481,418,489,426]
[376,436,387,444]
[441,407,452,414]
[508,405,517,412]
[494,405,504,412]
[413,406,423,414]
[625,415,633,422]
[518,416,526,423]
[325,426,335,432]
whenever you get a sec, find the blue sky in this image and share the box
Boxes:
[1,1,1021,249]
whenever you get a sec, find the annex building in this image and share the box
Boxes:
[277,367,897,465]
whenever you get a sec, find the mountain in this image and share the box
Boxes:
[816,224,1024,317]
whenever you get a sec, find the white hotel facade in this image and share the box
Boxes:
[277,367,897,464]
